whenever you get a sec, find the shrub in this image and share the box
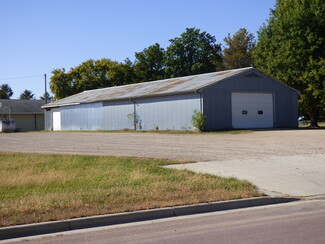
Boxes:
[191,109,206,131]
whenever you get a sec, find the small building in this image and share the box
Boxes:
[42,67,299,131]
[0,99,45,131]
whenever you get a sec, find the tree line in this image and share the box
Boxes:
[2,27,252,100]
[0,84,52,100]
[51,0,325,127]
[253,0,324,127]
[2,0,324,126]
[49,27,255,99]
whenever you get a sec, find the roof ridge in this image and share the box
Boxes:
[82,67,253,93]
[42,67,256,108]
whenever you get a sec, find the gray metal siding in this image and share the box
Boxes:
[202,89,232,130]
[53,94,200,131]
[44,109,53,130]
[203,75,298,130]
[101,101,134,130]
[274,91,298,127]
[135,94,200,130]
[61,103,102,130]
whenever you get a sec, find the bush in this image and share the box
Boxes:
[191,109,206,131]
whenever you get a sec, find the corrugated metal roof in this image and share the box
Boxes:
[0,99,45,114]
[42,67,253,108]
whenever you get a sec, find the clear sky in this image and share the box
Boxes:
[0,0,276,99]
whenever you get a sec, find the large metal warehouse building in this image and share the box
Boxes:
[42,67,299,131]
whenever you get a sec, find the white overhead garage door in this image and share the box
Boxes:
[231,93,274,128]
[52,108,61,131]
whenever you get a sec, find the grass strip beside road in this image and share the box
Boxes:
[0,153,261,227]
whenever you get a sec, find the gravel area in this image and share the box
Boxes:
[0,129,324,162]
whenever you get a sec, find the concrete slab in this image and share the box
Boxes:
[166,154,325,197]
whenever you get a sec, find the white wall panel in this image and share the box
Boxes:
[52,108,61,131]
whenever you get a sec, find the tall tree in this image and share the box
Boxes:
[134,43,166,82]
[0,84,13,99]
[165,28,223,77]
[40,91,53,101]
[108,59,135,86]
[69,58,114,92]
[223,28,256,69]
[50,58,135,99]
[252,0,325,127]
[50,68,74,99]
[19,89,35,100]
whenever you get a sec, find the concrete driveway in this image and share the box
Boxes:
[1,129,324,197]
[166,154,325,197]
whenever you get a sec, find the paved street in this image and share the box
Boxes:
[4,199,325,244]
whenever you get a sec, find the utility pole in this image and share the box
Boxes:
[44,73,47,104]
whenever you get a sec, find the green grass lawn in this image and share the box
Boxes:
[0,153,261,227]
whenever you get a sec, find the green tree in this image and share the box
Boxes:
[134,43,166,82]
[108,59,135,86]
[40,92,53,101]
[50,68,74,100]
[252,0,325,127]
[165,28,223,77]
[0,84,13,99]
[50,58,133,99]
[19,89,35,100]
[223,28,256,69]
[69,59,114,92]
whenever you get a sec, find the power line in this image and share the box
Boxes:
[0,75,43,81]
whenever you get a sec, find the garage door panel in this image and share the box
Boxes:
[232,93,274,128]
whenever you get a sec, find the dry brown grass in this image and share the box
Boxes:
[0,153,262,227]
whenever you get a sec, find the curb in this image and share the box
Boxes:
[0,196,299,240]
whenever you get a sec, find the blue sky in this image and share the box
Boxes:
[0,0,275,99]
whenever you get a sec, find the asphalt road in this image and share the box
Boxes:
[5,199,325,244]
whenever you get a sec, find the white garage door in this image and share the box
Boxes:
[231,93,274,128]
[52,108,61,131]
